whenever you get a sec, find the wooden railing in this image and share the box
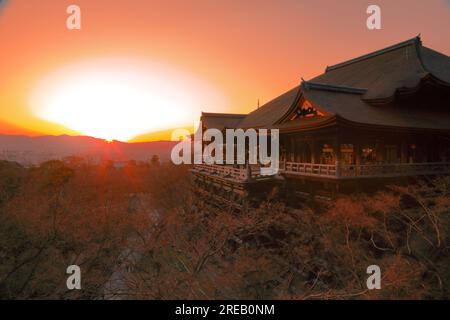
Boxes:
[193,162,450,182]
[339,162,450,178]
[193,164,248,181]
[280,162,337,177]
[280,161,450,178]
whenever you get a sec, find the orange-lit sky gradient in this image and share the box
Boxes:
[0,0,449,141]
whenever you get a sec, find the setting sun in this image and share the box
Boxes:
[29,59,227,141]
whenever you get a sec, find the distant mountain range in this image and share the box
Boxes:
[0,134,178,165]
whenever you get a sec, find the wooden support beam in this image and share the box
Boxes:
[401,140,408,164]
[334,130,341,177]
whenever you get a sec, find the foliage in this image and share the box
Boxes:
[0,159,448,299]
[125,177,450,300]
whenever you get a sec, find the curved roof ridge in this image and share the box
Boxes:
[325,36,422,72]
[200,36,450,132]
[201,112,247,130]
[201,112,246,118]
[301,80,367,94]
[419,46,450,85]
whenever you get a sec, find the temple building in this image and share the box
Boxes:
[191,37,450,204]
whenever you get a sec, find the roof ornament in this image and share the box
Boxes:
[416,33,422,45]
[301,77,309,90]
[325,36,424,72]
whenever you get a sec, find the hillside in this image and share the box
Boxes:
[0,134,177,165]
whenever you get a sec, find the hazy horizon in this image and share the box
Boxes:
[1,0,449,141]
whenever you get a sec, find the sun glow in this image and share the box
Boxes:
[30,59,227,141]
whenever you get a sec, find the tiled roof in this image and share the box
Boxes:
[203,36,450,131]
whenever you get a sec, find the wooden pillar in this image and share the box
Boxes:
[290,136,295,162]
[376,140,385,163]
[428,136,438,162]
[292,136,298,162]
[293,139,298,162]
[334,131,341,177]
[281,137,287,170]
[246,162,252,182]
[354,140,361,177]
[354,141,361,166]
[400,140,408,164]
[296,136,302,163]
[311,138,317,164]
[295,136,305,162]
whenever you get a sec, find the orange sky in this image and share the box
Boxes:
[0,0,449,141]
